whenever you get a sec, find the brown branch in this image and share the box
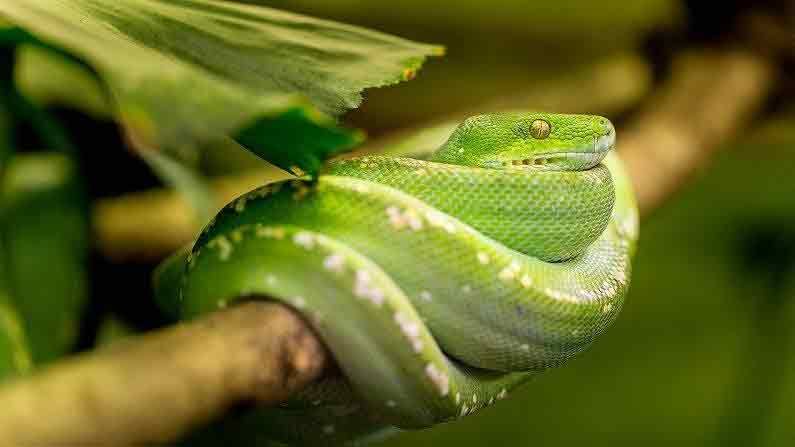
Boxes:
[0,302,328,446]
[619,48,775,216]
[0,45,778,446]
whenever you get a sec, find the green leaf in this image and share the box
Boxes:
[0,297,32,381]
[0,0,442,178]
[1,153,88,364]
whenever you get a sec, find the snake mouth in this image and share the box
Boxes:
[503,126,615,170]
[486,124,616,171]
[501,150,610,171]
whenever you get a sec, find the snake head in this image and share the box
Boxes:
[431,112,615,170]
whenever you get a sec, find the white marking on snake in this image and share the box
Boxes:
[404,208,423,231]
[386,206,406,230]
[425,363,450,396]
[266,274,277,286]
[354,270,384,306]
[230,230,243,243]
[461,284,472,293]
[255,225,268,238]
[293,232,315,250]
[455,392,461,404]
[425,210,456,233]
[477,252,490,265]
[257,225,285,239]
[322,425,335,435]
[323,254,345,273]
[234,197,247,212]
[386,400,397,408]
[498,261,521,281]
[291,296,306,309]
[208,236,232,261]
[419,291,432,302]
[394,311,423,353]
[444,222,456,233]
[520,274,533,288]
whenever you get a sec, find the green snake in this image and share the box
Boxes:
[156,112,638,445]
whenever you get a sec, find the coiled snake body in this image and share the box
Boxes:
[158,112,638,445]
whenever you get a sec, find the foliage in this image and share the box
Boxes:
[0,0,438,378]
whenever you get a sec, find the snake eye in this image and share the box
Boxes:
[529,119,550,139]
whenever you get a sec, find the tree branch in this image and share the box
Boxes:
[0,45,778,446]
[0,302,328,446]
[619,48,774,216]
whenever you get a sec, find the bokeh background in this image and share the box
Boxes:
[2,0,794,446]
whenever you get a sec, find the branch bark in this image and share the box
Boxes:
[0,302,328,446]
[0,45,778,446]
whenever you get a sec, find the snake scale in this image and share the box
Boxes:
[156,112,639,445]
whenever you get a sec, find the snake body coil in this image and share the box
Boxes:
[159,112,638,445]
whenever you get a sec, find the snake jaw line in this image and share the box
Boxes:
[501,150,608,171]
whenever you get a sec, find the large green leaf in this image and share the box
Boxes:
[0,0,441,178]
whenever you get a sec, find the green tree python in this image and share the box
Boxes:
[156,112,639,445]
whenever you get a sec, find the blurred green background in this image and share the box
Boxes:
[2,0,794,445]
